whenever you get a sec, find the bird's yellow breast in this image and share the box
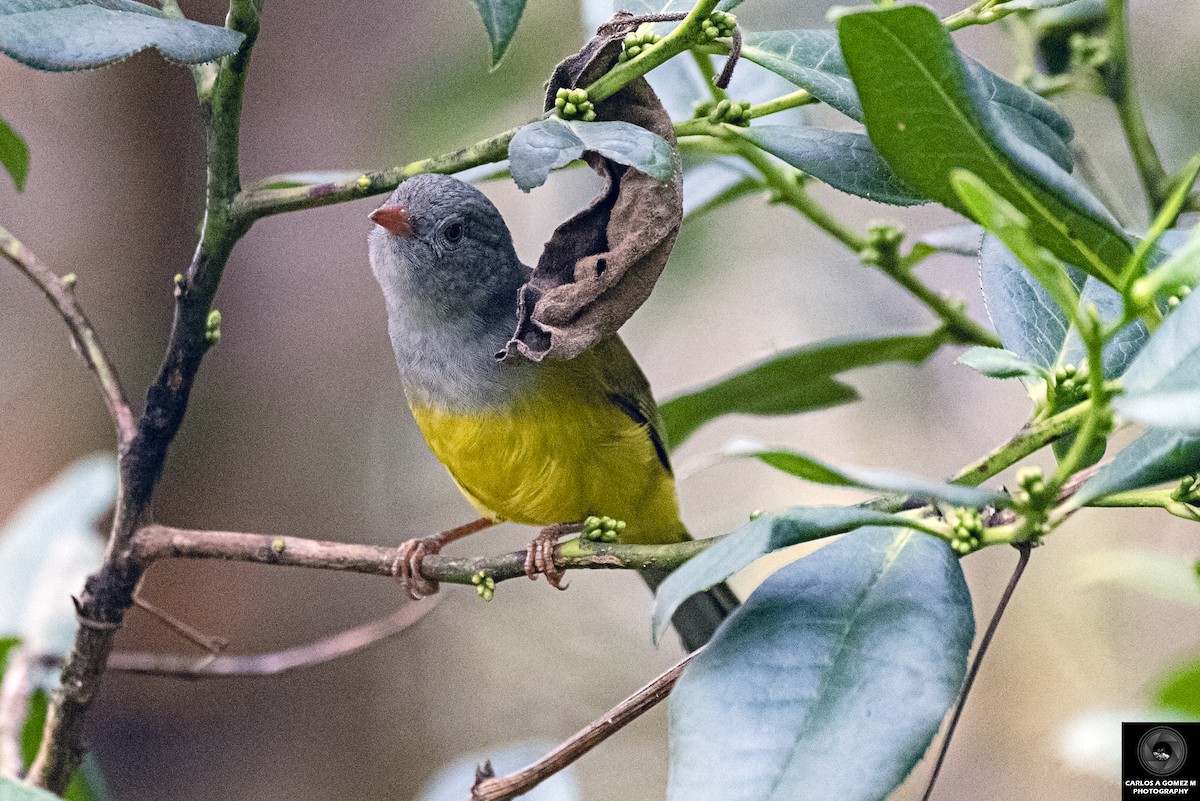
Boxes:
[409,362,684,544]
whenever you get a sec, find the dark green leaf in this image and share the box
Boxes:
[659,330,949,449]
[1075,429,1200,505]
[0,0,244,72]
[507,118,674,191]
[979,232,1153,378]
[668,528,973,801]
[469,0,526,68]
[0,776,62,801]
[1154,656,1200,717]
[1133,224,1200,305]
[729,442,1009,507]
[741,30,862,120]
[651,508,937,642]
[739,126,925,206]
[839,6,1129,286]
[0,116,29,191]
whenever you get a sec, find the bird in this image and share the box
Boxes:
[367,173,737,650]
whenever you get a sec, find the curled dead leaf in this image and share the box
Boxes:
[503,13,684,362]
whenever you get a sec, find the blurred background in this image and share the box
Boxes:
[1,0,1199,798]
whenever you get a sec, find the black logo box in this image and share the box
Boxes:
[1124,722,1200,799]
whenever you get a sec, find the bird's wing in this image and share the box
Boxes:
[590,337,673,476]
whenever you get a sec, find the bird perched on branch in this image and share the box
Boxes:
[367,173,735,650]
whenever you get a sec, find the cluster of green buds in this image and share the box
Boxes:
[1013,466,1050,509]
[471,571,496,602]
[1167,285,1192,311]
[1069,32,1111,71]
[1051,363,1090,406]
[582,515,627,543]
[860,222,904,268]
[555,88,596,122]
[205,309,222,345]
[946,507,984,556]
[1173,474,1200,505]
[694,98,751,126]
[700,10,736,41]
[619,24,661,63]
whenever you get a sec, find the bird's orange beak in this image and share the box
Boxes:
[370,204,414,239]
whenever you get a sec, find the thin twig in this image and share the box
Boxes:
[103,600,439,679]
[921,542,1032,801]
[131,525,716,586]
[470,651,697,801]
[0,226,135,446]
[132,592,228,655]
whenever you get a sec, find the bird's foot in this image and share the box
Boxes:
[524,522,581,590]
[393,518,496,600]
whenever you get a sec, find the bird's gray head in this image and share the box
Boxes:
[368,174,525,325]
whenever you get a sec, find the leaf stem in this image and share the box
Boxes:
[1102,0,1170,215]
[746,89,816,119]
[951,401,1093,485]
[585,0,722,103]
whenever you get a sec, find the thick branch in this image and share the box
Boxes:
[471,652,695,801]
[131,525,715,586]
[28,1,263,791]
[0,226,135,446]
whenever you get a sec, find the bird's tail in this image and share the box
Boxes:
[639,569,740,652]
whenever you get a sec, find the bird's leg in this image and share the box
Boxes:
[393,517,497,600]
[524,522,583,590]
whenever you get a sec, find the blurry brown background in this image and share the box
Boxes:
[1,0,1198,799]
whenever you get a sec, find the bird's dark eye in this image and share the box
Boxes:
[443,221,464,246]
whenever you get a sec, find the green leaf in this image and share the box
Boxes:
[652,508,938,642]
[1111,289,1200,430]
[417,742,577,801]
[0,776,62,801]
[667,528,973,801]
[1077,550,1200,607]
[0,0,244,72]
[838,6,1130,286]
[1115,390,1200,431]
[0,637,17,674]
[727,441,1009,507]
[0,116,29,191]
[738,126,925,206]
[0,454,116,666]
[469,0,527,68]
[660,330,949,449]
[1120,289,1200,397]
[1132,223,1200,306]
[20,686,107,801]
[1154,656,1200,717]
[953,170,1081,319]
[957,346,1046,380]
[1074,429,1200,505]
[742,29,1074,170]
[507,118,674,191]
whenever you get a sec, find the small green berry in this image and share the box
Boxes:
[356,174,371,191]
[271,538,286,553]
[205,309,222,345]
